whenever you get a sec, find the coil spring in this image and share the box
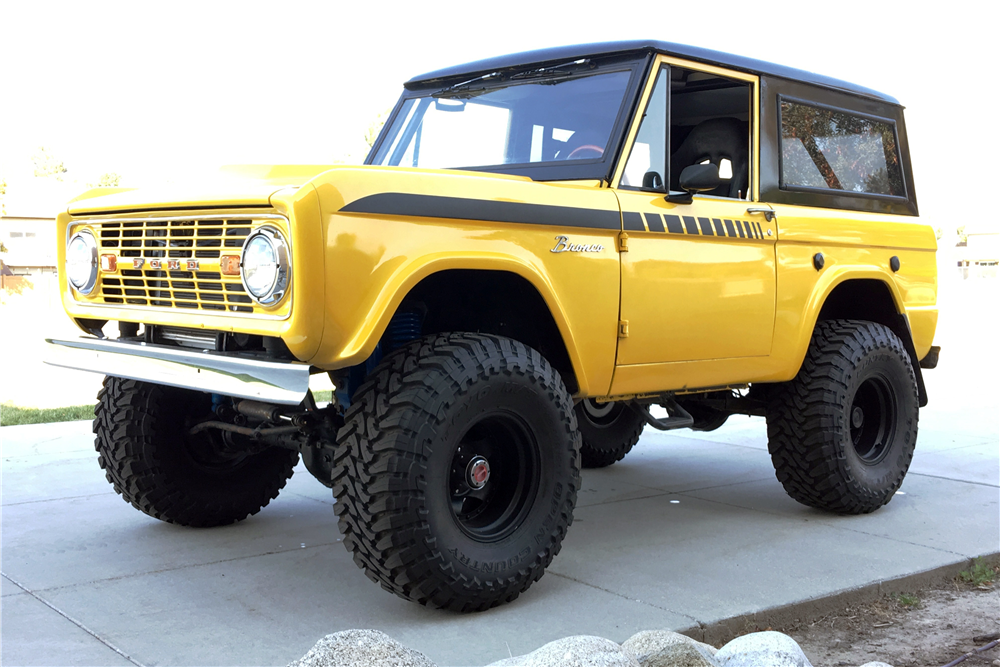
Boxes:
[386,310,422,351]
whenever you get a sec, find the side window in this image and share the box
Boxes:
[621,65,752,199]
[779,100,904,197]
[669,67,752,199]
[621,67,668,188]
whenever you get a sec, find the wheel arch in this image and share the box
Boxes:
[339,258,587,395]
[806,274,927,407]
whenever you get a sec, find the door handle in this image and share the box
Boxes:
[747,206,776,222]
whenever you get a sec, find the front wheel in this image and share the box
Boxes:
[94,377,299,527]
[766,320,919,514]
[332,333,580,611]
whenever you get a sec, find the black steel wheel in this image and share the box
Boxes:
[94,377,298,527]
[332,333,580,612]
[448,412,540,541]
[575,398,645,468]
[766,320,919,514]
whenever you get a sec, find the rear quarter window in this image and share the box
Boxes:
[779,99,905,198]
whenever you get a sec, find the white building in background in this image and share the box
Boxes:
[1,179,82,278]
[957,222,1000,279]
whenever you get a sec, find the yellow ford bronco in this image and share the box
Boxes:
[49,41,939,612]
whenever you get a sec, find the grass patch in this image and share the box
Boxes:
[1,402,95,427]
[1,390,335,427]
[895,592,920,608]
[958,557,997,588]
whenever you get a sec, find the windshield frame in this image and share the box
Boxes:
[366,52,652,182]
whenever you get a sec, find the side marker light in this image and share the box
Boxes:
[100,254,118,272]
[220,255,241,276]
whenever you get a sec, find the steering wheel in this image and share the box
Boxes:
[566,144,604,159]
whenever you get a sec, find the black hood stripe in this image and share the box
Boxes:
[340,193,621,231]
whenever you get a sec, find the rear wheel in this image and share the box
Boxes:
[332,333,580,611]
[766,320,919,514]
[575,399,645,468]
[94,377,298,527]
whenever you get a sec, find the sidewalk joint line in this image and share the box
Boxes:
[1,571,146,667]
[22,542,341,594]
[2,492,114,507]
[284,491,336,506]
[547,571,699,622]
[673,494,980,559]
[908,472,999,488]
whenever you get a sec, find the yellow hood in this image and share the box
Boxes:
[66,164,343,215]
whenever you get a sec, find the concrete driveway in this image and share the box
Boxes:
[3,281,998,667]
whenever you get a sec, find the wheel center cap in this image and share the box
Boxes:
[467,456,490,489]
[852,406,865,429]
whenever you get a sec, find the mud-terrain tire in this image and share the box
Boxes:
[94,376,298,527]
[575,399,645,468]
[332,333,580,612]
[766,320,919,514]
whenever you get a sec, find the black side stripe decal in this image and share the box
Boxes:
[340,193,621,230]
[644,212,665,233]
[623,211,645,232]
[624,213,768,241]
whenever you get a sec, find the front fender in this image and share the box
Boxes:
[305,167,622,396]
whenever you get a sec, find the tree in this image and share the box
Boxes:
[89,172,122,188]
[0,177,6,216]
[956,225,968,246]
[364,109,392,149]
[32,147,68,180]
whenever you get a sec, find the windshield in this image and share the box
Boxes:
[371,69,633,172]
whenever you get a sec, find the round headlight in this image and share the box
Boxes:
[240,227,289,305]
[66,230,98,294]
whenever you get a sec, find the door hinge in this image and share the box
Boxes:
[617,231,629,253]
[618,320,629,338]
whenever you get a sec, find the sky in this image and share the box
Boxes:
[1,0,995,238]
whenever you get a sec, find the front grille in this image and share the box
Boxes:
[84,214,283,315]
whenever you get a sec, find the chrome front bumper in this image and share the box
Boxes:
[45,337,311,405]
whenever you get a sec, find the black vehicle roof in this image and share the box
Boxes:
[407,40,899,105]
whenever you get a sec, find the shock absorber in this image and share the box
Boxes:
[342,309,424,407]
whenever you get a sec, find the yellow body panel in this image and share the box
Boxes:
[309,167,621,396]
[614,193,776,367]
[57,185,329,362]
[55,58,938,403]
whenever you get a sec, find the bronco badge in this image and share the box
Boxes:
[550,235,604,253]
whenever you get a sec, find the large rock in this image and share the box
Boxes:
[637,643,718,667]
[487,635,640,667]
[714,631,812,667]
[289,630,435,667]
[622,630,719,659]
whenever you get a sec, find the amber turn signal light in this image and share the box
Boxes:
[100,254,118,272]
[220,255,241,276]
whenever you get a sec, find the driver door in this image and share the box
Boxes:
[611,58,776,394]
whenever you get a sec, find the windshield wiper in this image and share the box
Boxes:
[433,58,595,98]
